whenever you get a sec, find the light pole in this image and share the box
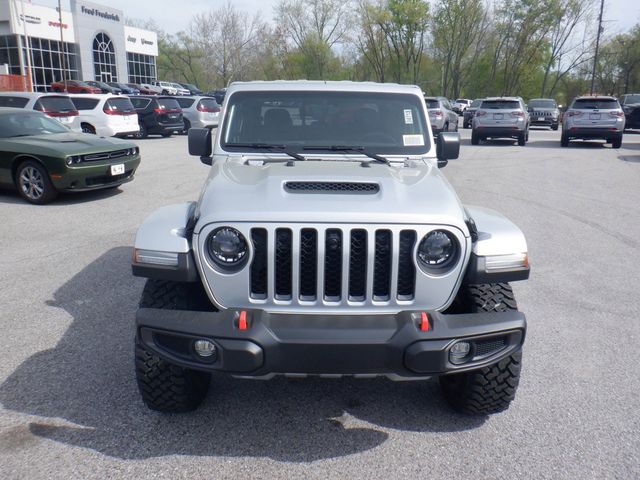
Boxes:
[57,0,68,92]
[590,0,605,95]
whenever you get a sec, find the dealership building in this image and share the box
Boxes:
[0,0,158,91]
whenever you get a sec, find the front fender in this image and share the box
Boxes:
[463,206,529,283]
[132,202,199,282]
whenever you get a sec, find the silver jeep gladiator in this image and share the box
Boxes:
[132,81,529,415]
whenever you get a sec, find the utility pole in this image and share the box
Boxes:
[19,0,33,91]
[58,0,68,92]
[590,0,605,95]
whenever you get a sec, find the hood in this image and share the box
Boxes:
[9,133,135,155]
[195,158,469,233]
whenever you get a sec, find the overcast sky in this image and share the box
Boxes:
[41,0,640,36]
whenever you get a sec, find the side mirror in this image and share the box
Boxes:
[436,132,460,168]
[188,128,212,165]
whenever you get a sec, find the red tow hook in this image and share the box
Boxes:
[237,310,248,331]
[419,312,430,332]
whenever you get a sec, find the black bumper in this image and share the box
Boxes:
[530,119,558,127]
[565,127,622,140]
[137,308,526,378]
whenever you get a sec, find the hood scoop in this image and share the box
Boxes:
[284,181,380,194]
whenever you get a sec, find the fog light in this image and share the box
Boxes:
[194,339,216,358]
[449,341,471,364]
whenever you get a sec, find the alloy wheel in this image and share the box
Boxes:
[19,166,45,200]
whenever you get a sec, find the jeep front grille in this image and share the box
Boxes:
[249,226,416,303]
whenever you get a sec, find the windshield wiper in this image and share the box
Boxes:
[224,142,305,161]
[302,145,390,165]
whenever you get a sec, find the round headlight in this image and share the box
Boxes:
[207,227,248,269]
[417,230,457,269]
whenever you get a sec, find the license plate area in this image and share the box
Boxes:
[589,113,601,120]
[493,113,503,119]
[110,164,125,176]
[537,117,545,121]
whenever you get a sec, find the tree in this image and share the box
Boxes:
[540,0,595,97]
[355,0,389,83]
[378,0,430,83]
[431,0,489,98]
[277,0,352,79]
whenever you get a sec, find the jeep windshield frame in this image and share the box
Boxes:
[220,90,430,156]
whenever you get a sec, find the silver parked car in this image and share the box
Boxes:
[561,96,625,148]
[424,96,458,136]
[131,80,530,416]
[453,98,472,115]
[471,97,530,146]
[176,96,222,132]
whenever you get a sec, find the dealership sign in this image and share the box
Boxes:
[9,2,76,41]
[124,26,158,56]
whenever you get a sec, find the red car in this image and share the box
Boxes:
[50,80,101,94]
[128,83,157,95]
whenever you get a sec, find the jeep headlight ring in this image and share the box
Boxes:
[417,230,458,271]
[207,227,249,270]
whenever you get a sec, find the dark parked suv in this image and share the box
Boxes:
[527,98,560,130]
[129,96,184,138]
[620,93,640,130]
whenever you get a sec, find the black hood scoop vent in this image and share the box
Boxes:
[284,181,380,194]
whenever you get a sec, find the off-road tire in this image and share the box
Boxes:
[611,136,622,149]
[471,130,479,145]
[517,132,526,146]
[561,132,569,147]
[135,337,211,413]
[135,280,215,413]
[551,124,558,131]
[440,283,522,415]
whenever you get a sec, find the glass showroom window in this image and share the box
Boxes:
[127,52,156,84]
[27,37,79,92]
[93,32,118,82]
[0,36,79,92]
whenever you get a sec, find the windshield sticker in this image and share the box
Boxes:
[404,109,414,124]
[403,134,424,146]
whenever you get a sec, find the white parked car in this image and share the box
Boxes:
[170,83,191,96]
[68,94,140,137]
[151,81,178,95]
[0,92,81,132]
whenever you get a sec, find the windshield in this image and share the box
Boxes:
[0,111,69,137]
[480,100,520,110]
[424,99,439,109]
[157,98,181,111]
[470,99,482,108]
[528,99,557,109]
[221,91,430,155]
[572,98,619,110]
[105,97,136,113]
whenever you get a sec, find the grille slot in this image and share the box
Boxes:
[349,229,367,301]
[299,229,318,300]
[373,230,392,300]
[324,229,343,300]
[285,182,379,194]
[397,230,416,300]
[250,228,268,299]
[475,337,507,357]
[274,229,292,299]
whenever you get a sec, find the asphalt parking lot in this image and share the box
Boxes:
[1,125,639,479]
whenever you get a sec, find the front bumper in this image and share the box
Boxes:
[53,156,141,191]
[530,118,558,127]
[137,308,526,378]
